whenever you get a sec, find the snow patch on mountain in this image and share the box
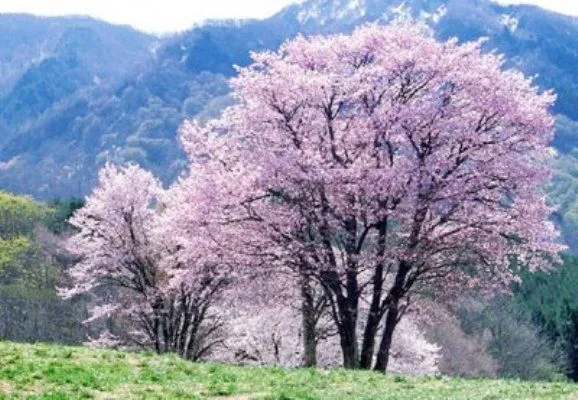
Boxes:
[378,1,413,23]
[390,2,412,19]
[420,5,448,24]
[296,0,367,25]
[297,3,322,24]
[501,14,519,32]
[335,0,367,19]
[380,2,445,26]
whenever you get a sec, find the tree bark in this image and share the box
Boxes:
[340,331,359,368]
[374,300,399,373]
[339,303,359,369]
[374,259,410,373]
[300,273,318,367]
[359,291,382,369]
[360,220,388,369]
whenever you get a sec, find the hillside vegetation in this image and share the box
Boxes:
[0,342,576,399]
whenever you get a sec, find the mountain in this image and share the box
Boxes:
[0,0,576,248]
[0,14,156,147]
[0,14,156,97]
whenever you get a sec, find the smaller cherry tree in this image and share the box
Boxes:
[61,163,229,360]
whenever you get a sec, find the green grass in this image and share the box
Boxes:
[0,341,577,399]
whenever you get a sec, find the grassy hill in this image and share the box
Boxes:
[0,342,577,399]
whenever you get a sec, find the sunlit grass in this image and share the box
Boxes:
[0,341,577,399]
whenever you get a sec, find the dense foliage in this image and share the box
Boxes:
[514,256,578,379]
[0,192,85,344]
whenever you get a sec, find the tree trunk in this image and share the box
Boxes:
[300,275,318,367]
[324,269,359,368]
[359,306,382,369]
[374,257,412,372]
[360,221,388,369]
[374,301,399,373]
[340,334,358,368]
[339,308,359,369]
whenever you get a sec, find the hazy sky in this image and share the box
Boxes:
[0,0,576,34]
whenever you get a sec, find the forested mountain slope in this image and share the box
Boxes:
[0,0,576,247]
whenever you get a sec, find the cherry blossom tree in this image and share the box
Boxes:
[178,23,563,371]
[60,163,229,360]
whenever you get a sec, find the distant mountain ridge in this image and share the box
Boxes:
[0,14,156,95]
[0,14,156,149]
[0,0,576,250]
